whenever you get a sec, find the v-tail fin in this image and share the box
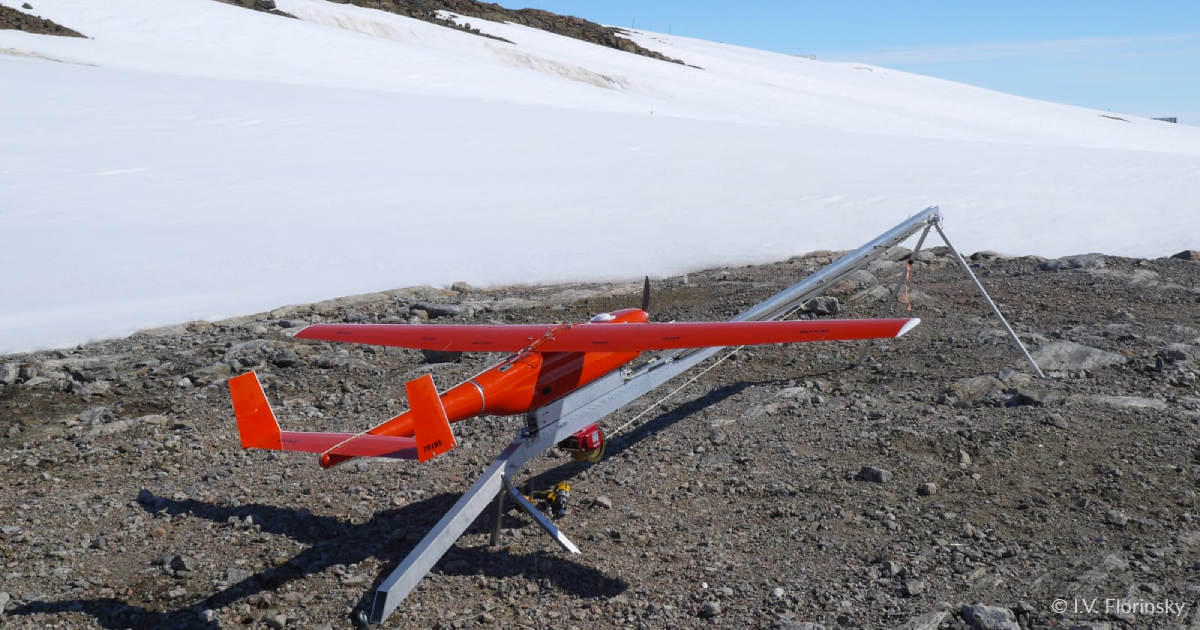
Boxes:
[228,372,420,461]
[229,372,283,450]
[405,374,457,463]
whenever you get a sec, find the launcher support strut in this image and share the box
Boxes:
[934,222,1045,378]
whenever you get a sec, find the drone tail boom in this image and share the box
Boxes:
[228,372,422,461]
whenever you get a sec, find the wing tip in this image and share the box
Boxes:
[897,318,921,338]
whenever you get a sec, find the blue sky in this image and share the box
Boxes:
[514,1,1200,125]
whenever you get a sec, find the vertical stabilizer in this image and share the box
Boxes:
[405,374,456,462]
[228,372,283,450]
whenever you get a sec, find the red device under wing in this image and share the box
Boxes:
[295,318,919,352]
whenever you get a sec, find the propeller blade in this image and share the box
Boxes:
[641,276,651,312]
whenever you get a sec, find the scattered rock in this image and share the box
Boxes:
[1040,253,1106,271]
[226,569,255,584]
[831,269,878,293]
[0,363,18,385]
[593,496,613,509]
[1171,250,1200,261]
[1031,341,1127,371]
[410,302,467,319]
[1043,413,1069,429]
[950,375,1005,402]
[898,610,949,630]
[272,349,300,368]
[1014,387,1061,406]
[903,579,925,596]
[1107,510,1129,526]
[169,555,196,573]
[1082,395,1167,410]
[420,350,463,364]
[450,281,474,293]
[771,621,824,630]
[699,600,722,617]
[856,466,893,484]
[918,482,938,496]
[800,296,840,316]
[699,453,732,470]
[960,603,1020,630]
[770,586,785,598]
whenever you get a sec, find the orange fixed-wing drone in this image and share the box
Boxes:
[225,207,957,627]
[220,208,1038,627]
[228,281,919,471]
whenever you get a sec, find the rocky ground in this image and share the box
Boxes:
[1,247,1199,630]
[0,3,85,37]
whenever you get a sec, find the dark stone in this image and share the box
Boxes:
[856,466,893,483]
[420,350,463,364]
[1170,250,1200,261]
[272,349,300,368]
[960,603,1019,630]
[1013,387,1061,406]
[800,296,840,316]
[169,555,196,572]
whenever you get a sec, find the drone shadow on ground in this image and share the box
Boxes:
[11,490,625,629]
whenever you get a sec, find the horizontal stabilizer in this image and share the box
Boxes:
[295,318,920,353]
[228,372,418,460]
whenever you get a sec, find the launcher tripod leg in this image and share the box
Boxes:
[933,222,1045,378]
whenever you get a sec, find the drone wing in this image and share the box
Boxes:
[295,324,556,352]
[537,318,920,351]
[296,318,919,353]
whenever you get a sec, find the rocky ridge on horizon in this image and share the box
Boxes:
[0,3,85,37]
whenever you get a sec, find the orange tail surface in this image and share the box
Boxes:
[405,374,457,462]
[229,372,283,450]
[229,372,422,461]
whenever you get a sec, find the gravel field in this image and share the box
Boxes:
[2,247,1199,630]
